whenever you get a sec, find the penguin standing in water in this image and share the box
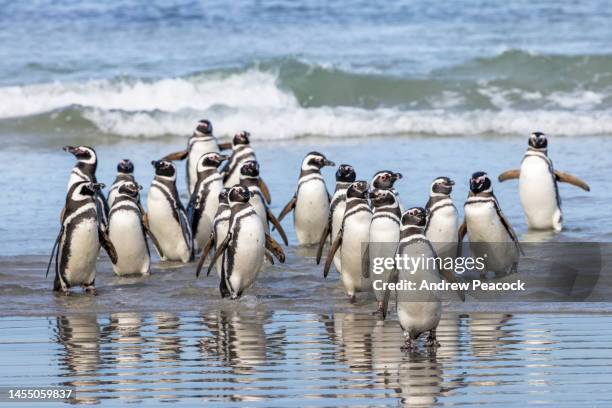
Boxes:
[239,160,288,245]
[108,181,151,276]
[63,145,109,231]
[459,172,523,274]
[381,207,464,351]
[196,189,231,278]
[147,160,193,263]
[425,177,459,258]
[187,152,228,253]
[371,170,403,211]
[47,181,117,294]
[322,181,372,303]
[203,185,285,299]
[498,132,590,232]
[366,189,401,316]
[278,152,335,245]
[162,119,231,195]
[316,164,356,272]
[107,159,136,208]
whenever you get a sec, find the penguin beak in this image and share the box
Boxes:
[393,173,403,181]
[218,154,229,162]
[93,183,105,191]
[151,160,159,168]
[63,146,77,154]
[323,159,335,167]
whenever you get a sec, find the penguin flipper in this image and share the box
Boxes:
[196,233,215,277]
[142,213,165,260]
[498,169,520,182]
[265,251,275,265]
[554,170,591,191]
[259,178,272,204]
[99,228,118,264]
[457,220,467,257]
[361,243,370,279]
[277,194,297,223]
[324,231,342,278]
[265,234,285,263]
[266,208,288,246]
[315,222,331,265]
[46,226,64,278]
[438,268,465,302]
[381,268,400,320]
[162,150,189,161]
[207,234,231,277]
[493,199,525,256]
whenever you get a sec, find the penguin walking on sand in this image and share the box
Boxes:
[322,181,372,303]
[108,159,136,208]
[316,164,357,272]
[187,152,228,253]
[459,172,523,275]
[425,177,459,258]
[63,145,109,231]
[108,181,151,276]
[147,160,193,263]
[200,185,285,299]
[47,181,117,294]
[239,160,288,245]
[196,189,231,278]
[278,152,335,245]
[366,189,401,316]
[371,170,403,211]
[162,119,232,195]
[381,207,464,351]
[498,132,590,232]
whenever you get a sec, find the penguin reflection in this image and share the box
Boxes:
[469,313,513,358]
[102,312,144,368]
[152,312,182,363]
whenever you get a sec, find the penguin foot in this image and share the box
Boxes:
[425,330,440,348]
[348,294,356,304]
[84,286,97,296]
[400,338,415,352]
[372,302,384,318]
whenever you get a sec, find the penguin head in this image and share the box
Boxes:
[402,207,428,227]
[371,170,402,189]
[228,184,253,204]
[529,131,548,149]
[117,159,134,174]
[369,188,397,207]
[240,160,260,178]
[302,152,335,170]
[195,119,213,136]
[79,181,104,196]
[346,180,369,199]
[430,177,454,196]
[197,152,228,171]
[151,160,176,178]
[63,145,97,165]
[233,131,251,146]
[470,171,493,194]
[218,188,230,204]
[118,181,142,198]
[336,164,356,183]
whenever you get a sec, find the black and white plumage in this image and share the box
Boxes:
[371,170,403,211]
[47,181,117,294]
[107,159,136,208]
[278,152,335,245]
[425,177,459,258]
[147,160,193,263]
[196,189,231,278]
[498,132,590,232]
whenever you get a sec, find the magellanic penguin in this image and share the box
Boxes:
[239,160,288,246]
[381,207,464,351]
[316,164,357,272]
[278,152,336,245]
[186,152,228,253]
[425,177,459,258]
[366,188,401,316]
[371,170,403,211]
[202,185,285,299]
[196,189,231,278]
[63,145,109,231]
[459,172,523,275]
[147,160,193,263]
[498,132,590,232]
[161,119,231,195]
[107,181,151,276]
[108,159,136,208]
[322,180,372,303]
[46,181,117,294]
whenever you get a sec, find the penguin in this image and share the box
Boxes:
[147,160,193,263]
[202,185,285,299]
[196,189,231,278]
[322,180,372,303]
[498,132,590,232]
[316,164,357,272]
[46,181,117,294]
[63,145,109,231]
[107,181,150,276]
[366,188,401,316]
[424,177,459,258]
[107,159,136,208]
[162,119,231,195]
[186,152,228,253]
[459,172,523,275]
[278,152,336,245]
[381,207,464,350]
[239,160,288,245]
[371,170,403,210]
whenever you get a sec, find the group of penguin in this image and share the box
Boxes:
[47,120,590,351]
